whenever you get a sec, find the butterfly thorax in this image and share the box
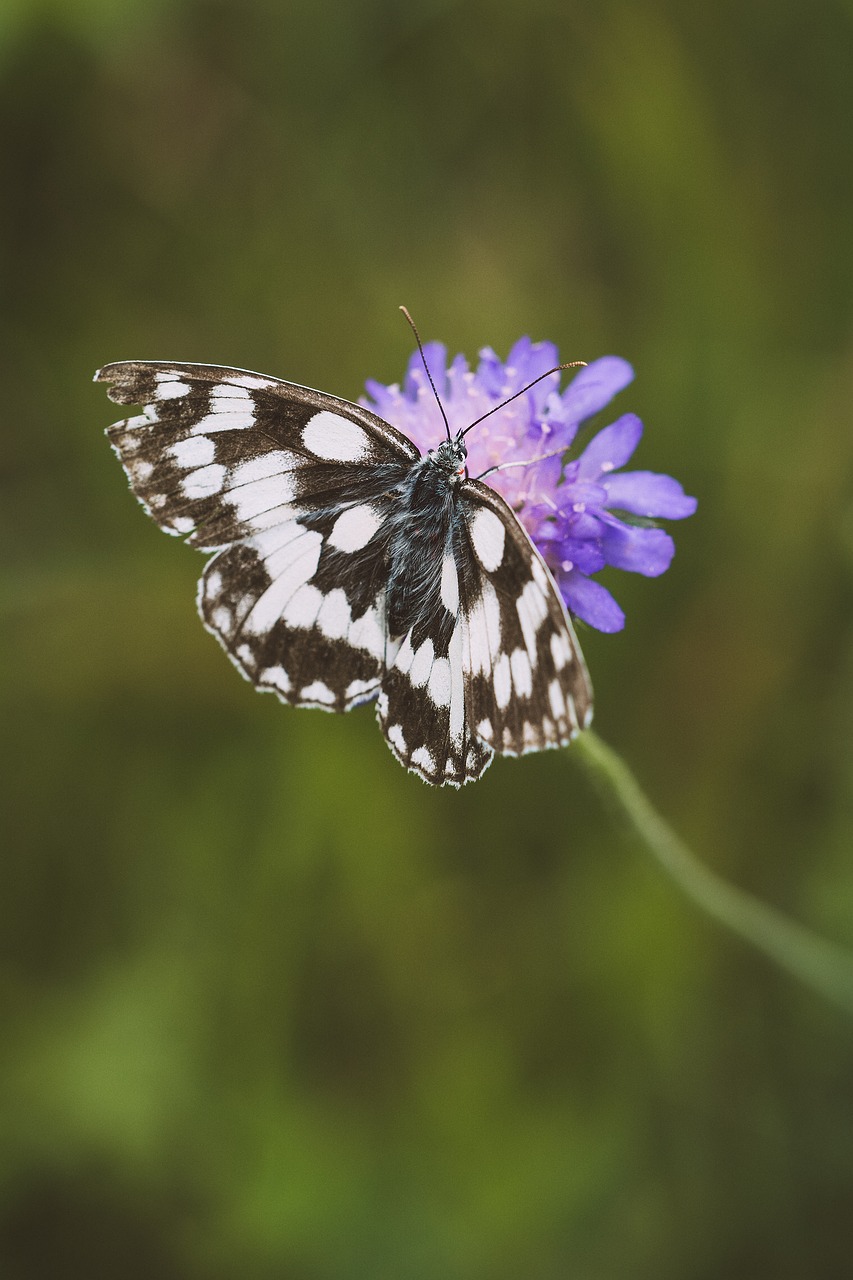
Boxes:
[426,435,468,483]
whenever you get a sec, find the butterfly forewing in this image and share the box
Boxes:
[99,359,592,787]
[99,361,418,545]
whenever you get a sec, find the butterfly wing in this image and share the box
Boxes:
[373,477,592,789]
[98,361,417,711]
[458,479,593,755]
[376,611,495,787]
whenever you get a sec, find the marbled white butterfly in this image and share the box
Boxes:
[97,341,592,787]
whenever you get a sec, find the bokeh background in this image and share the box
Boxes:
[2,1,853,1276]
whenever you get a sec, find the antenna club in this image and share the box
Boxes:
[460,361,587,439]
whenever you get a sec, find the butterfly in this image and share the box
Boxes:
[97,354,593,787]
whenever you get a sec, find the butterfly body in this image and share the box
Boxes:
[98,360,592,787]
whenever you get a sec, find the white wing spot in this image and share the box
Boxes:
[428,657,452,708]
[300,680,336,705]
[510,648,533,698]
[172,516,195,534]
[182,463,226,499]
[206,570,223,596]
[550,631,570,671]
[302,410,370,462]
[548,679,566,720]
[211,382,252,403]
[483,582,502,657]
[517,580,548,660]
[281,582,324,629]
[469,507,506,571]
[228,374,274,390]
[387,724,407,754]
[231,452,295,486]
[448,624,465,745]
[190,411,255,435]
[440,555,459,614]
[394,634,415,674]
[349,605,385,660]
[531,556,548,590]
[476,718,494,742]
[411,745,436,774]
[242,529,322,635]
[409,638,435,688]
[229,474,297,524]
[346,678,378,703]
[329,504,383,552]
[170,436,215,468]
[155,377,190,398]
[316,589,352,639]
[493,652,511,709]
[262,666,291,693]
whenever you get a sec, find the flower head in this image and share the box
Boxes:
[362,338,696,632]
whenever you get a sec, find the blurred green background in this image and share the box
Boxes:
[2,1,853,1276]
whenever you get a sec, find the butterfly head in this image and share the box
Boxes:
[428,436,468,483]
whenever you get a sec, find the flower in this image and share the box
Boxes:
[362,338,697,632]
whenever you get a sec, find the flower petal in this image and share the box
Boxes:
[361,380,396,418]
[599,519,675,576]
[554,537,606,576]
[602,471,698,519]
[556,481,609,513]
[476,346,506,396]
[561,356,634,423]
[405,341,447,398]
[577,414,644,480]
[508,338,561,407]
[559,510,604,541]
[560,570,625,633]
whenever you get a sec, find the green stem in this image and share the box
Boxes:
[573,729,853,1016]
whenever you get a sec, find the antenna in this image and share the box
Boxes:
[461,361,587,438]
[399,305,451,442]
[474,444,569,483]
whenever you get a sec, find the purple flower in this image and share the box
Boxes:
[362,338,696,633]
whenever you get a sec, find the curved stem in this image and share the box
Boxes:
[573,730,853,1016]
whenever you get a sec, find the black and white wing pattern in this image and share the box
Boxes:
[98,360,592,787]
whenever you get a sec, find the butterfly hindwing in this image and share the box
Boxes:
[376,603,495,788]
[373,481,592,787]
[197,520,393,712]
